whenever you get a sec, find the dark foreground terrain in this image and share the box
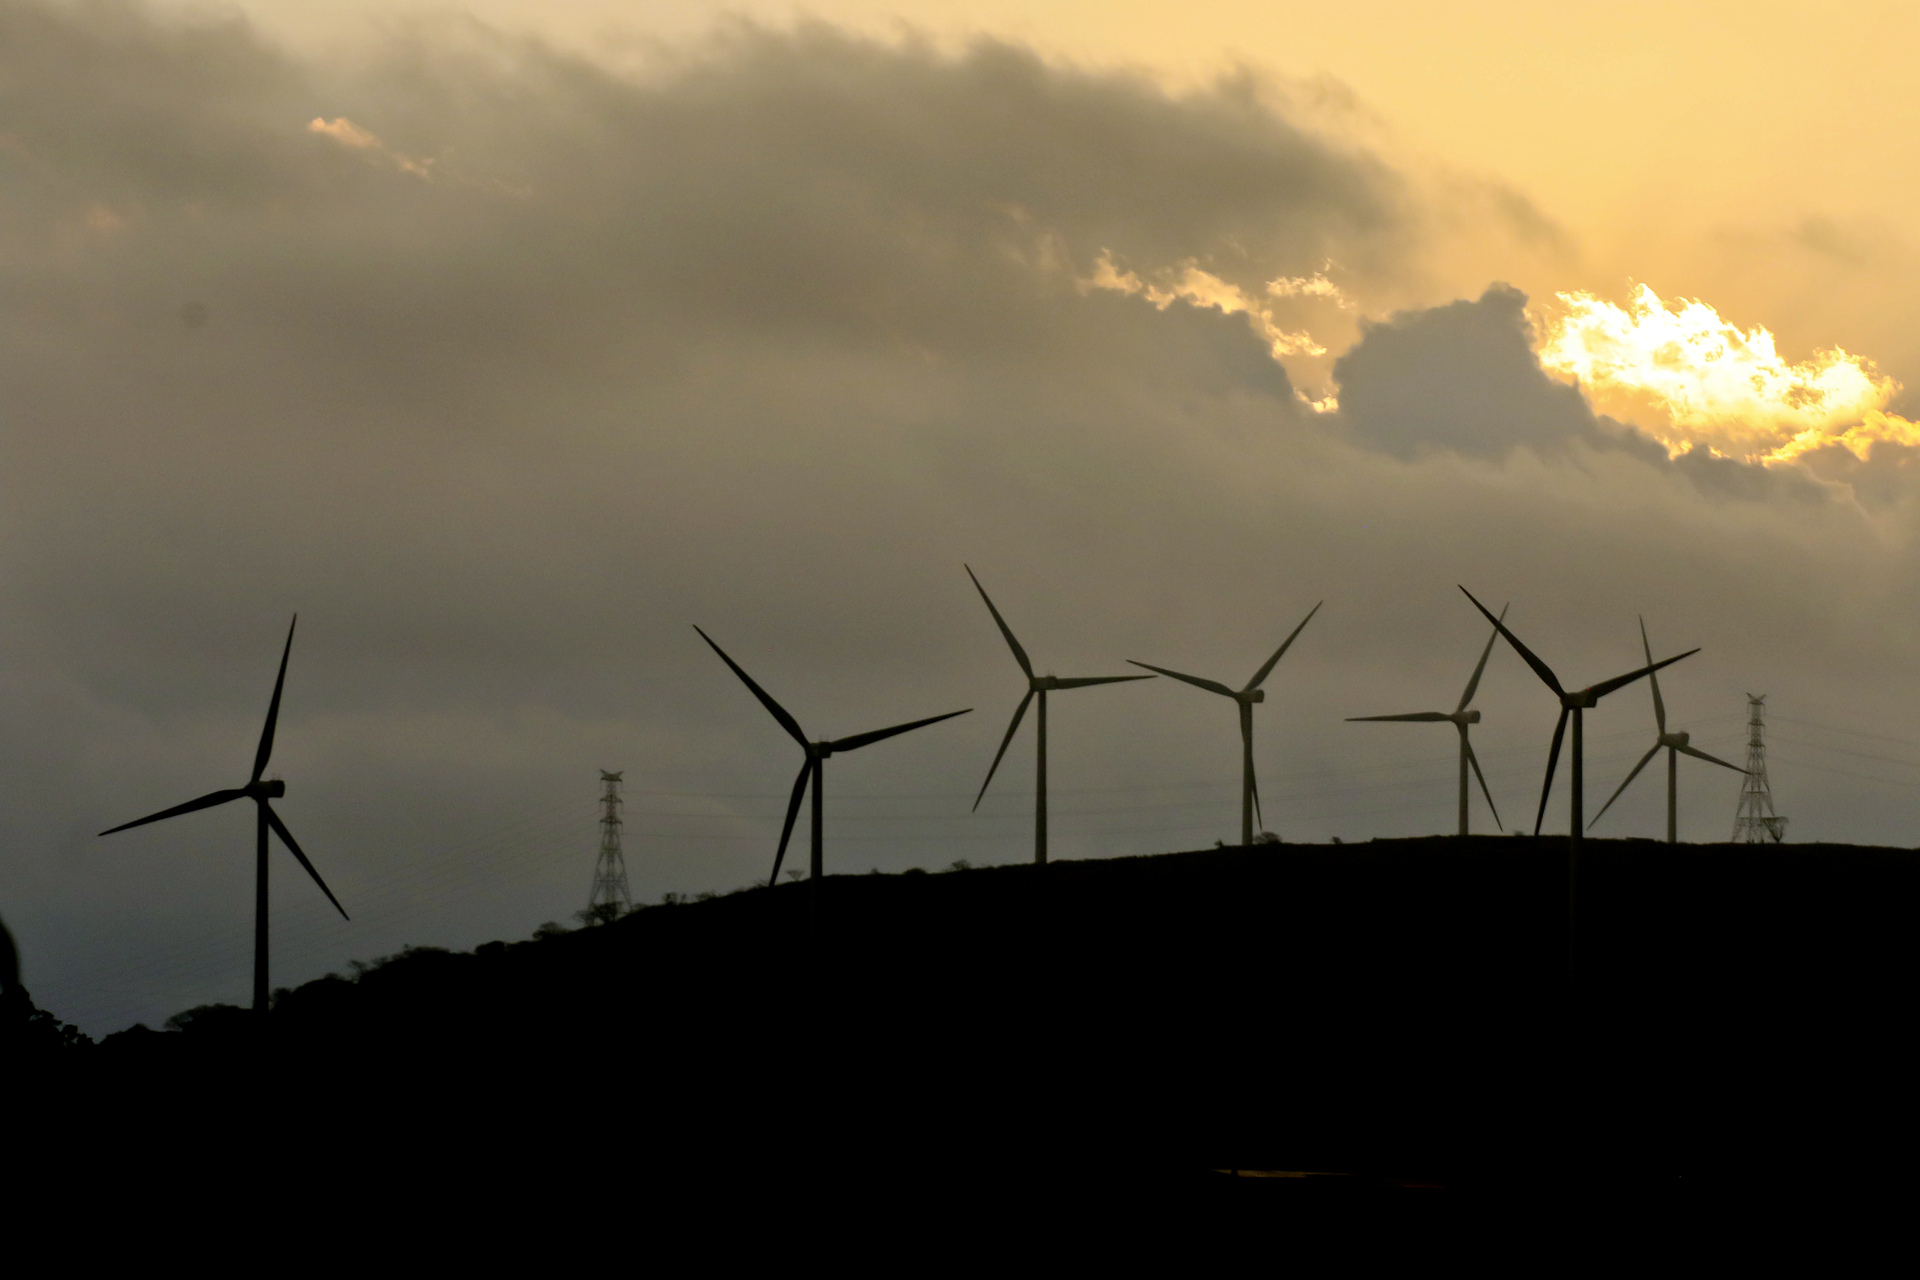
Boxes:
[15,837,1920,1189]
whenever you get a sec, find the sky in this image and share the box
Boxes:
[9,0,1920,1034]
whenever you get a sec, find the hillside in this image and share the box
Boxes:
[20,837,1920,1185]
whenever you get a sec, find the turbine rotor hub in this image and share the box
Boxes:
[811,741,833,760]
[1238,689,1265,704]
[1564,691,1600,709]
[1033,675,1058,692]
[1660,731,1690,748]
[248,779,286,800]
[1457,709,1481,724]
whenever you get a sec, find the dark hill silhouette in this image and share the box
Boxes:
[21,838,1920,1187]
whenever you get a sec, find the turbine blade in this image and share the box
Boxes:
[1534,707,1569,836]
[251,615,297,785]
[1460,587,1563,697]
[830,708,972,754]
[1456,603,1508,712]
[973,691,1033,811]
[693,626,809,749]
[1346,712,1450,722]
[965,565,1033,679]
[1587,649,1700,702]
[1464,733,1502,831]
[768,760,811,887]
[1051,674,1154,689]
[1677,743,1746,773]
[99,788,249,837]
[1244,602,1323,691]
[1640,616,1666,734]
[263,805,348,921]
[1127,661,1235,698]
[1588,741,1662,830]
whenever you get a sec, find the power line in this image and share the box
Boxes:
[1769,712,1920,754]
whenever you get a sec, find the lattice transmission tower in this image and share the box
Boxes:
[586,770,633,923]
[1731,695,1789,843]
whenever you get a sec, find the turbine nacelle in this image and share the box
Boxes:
[1587,620,1746,837]
[967,566,1167,858]
[694,624,969,884]
[98,612,350,1017]
[1124,601,1322,845]
[1344,600,1506,838]
[1461,586,1702,838]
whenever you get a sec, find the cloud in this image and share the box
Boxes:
[1083,252,1330,361]
[1535,283,1915,464]
[1325,285,1837,503]
[1328,284,1658,463]
[308,116,381,149]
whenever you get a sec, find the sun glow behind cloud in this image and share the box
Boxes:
[1534,284,1920,463]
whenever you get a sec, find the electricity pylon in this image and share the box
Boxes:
[586,771,633,923]
[1731,696,1789,843]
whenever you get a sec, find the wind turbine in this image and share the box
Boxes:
[1127,602,1322,846]
[695,626,969,886]
[1347,603,1506,837]
[967,566,1152,865]
[99,616,348,1017]
[1588,617,1745,842]
[1459,587,1698,842]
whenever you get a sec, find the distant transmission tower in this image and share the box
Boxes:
[586,770,633,923]
[1731,695,1789,843]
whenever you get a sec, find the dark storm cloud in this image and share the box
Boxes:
[1331,284,1659,462]
[2,1,1914,1034]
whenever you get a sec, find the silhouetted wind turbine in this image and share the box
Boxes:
[99,616,347,1017]
[967,566,1152,865]
[1460,587,1699,842]
[1588,617,1745,842]
[1127,602,1322,846]
[1347,604,1506,837]
[695,626,970,886]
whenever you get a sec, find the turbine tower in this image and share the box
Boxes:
[1731,694,1789,843]
[1128,602,1322,846]
[695,626,970,885]
[1587,618,1745,842]
[1347,603,1506,837]
[585,770,633,923]
[99,616,349,1016]
[1460,588,1697,842]
[967,566,1152,865]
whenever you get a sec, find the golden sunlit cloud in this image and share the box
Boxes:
[1535,284,1918,463]
[308,116,436,179]
[1084,253,1330,360]
[1266,271,1348,303]
[308,116,381,149]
